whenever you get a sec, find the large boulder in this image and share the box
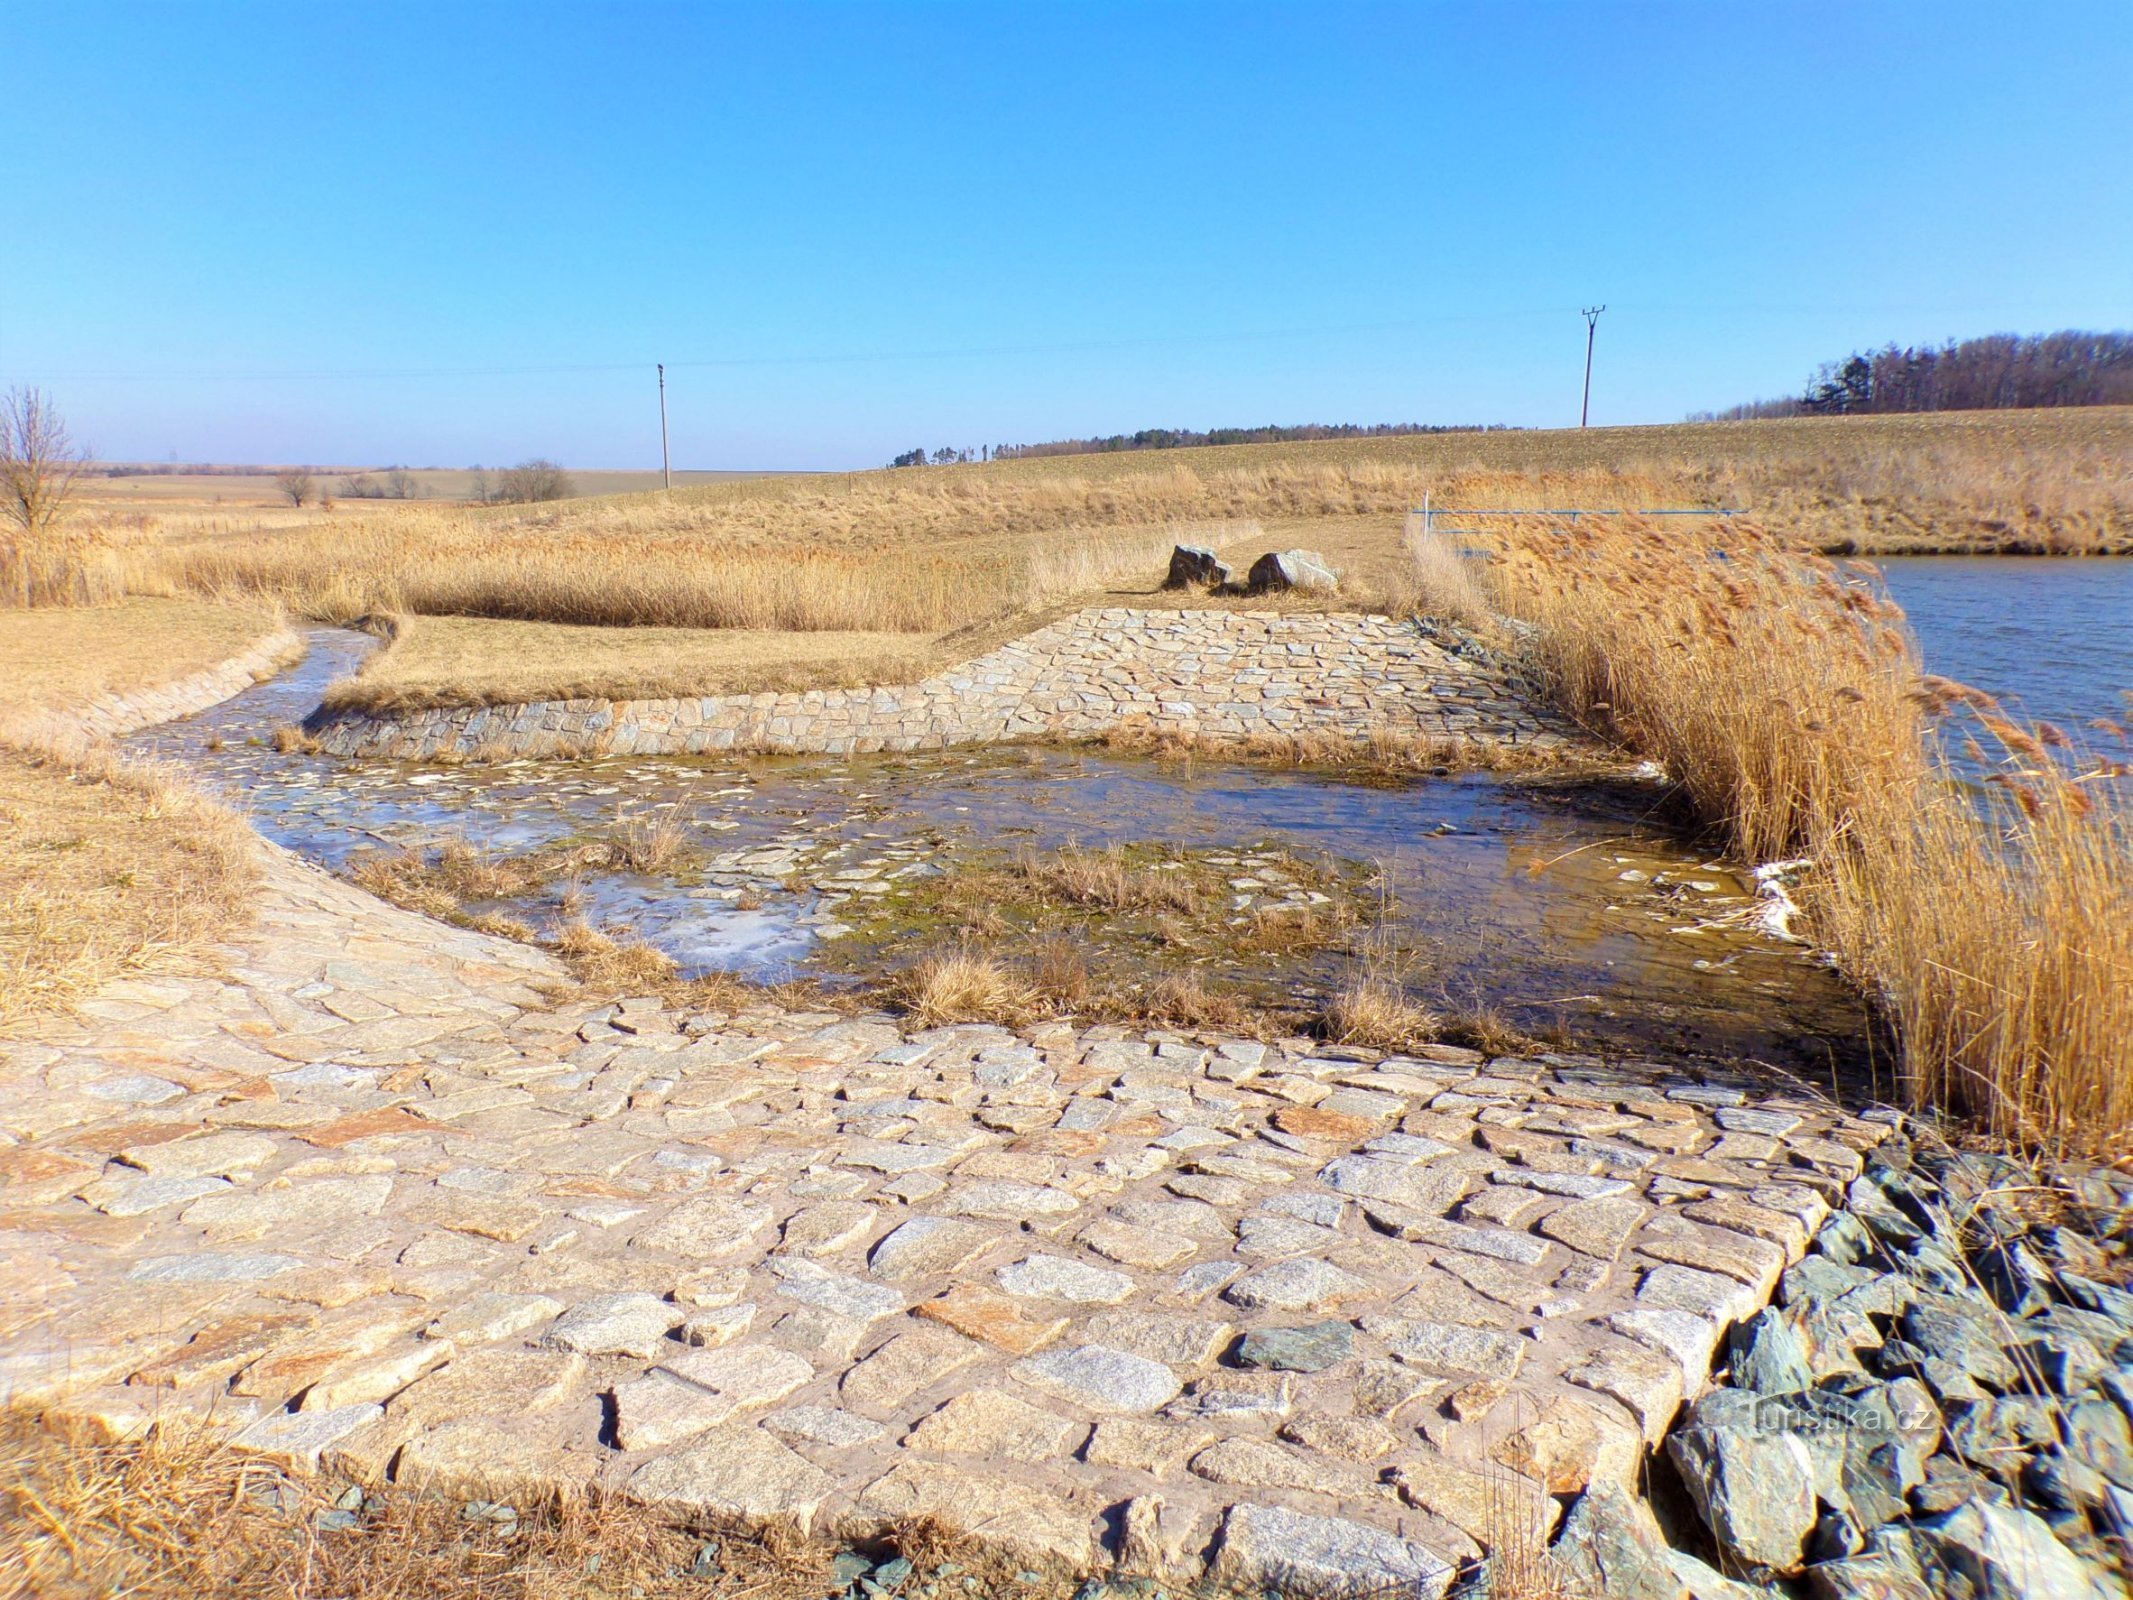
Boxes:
[1551,1479,1681,1600]
[1164,544,1231,589]
[1908,1497,2122,1600]
[1667,1392,1819,1574]
[1246,549,1339,594]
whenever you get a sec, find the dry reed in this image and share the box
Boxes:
[1473,518,2132,1152]
[1400,511,1498,632]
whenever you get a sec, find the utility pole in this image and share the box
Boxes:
[657,363,672,490]
[1579,306,1605,428]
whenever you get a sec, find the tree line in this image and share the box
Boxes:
[1694,329,2133,421]
[271,459,575,507]
[888,421,1512,467]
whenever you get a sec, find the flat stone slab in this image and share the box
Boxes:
[0,842,1892,1587]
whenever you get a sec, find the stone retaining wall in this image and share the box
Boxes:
[9,629,306,747]
[305,609,1579,761]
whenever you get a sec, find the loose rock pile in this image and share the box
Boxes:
[1563,1138,2133,1600]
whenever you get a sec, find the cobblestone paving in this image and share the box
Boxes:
[307,609,1581,763]
[0,844,1892,1593]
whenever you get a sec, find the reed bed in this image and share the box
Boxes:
[1463,518,2131,1153]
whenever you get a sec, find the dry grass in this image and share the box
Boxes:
[1084,722,1590,778]
[0,596,281,714]
[1400,512,1500,633]
[325,615,952,713]
[162,498,1256,637]
[0,1407,1083,1600]
[1475,517,2133,1153]
[0,525,127,609]
[0,746,256,1025]
[1005,842,1206,915]
[1320,976,1443,1051]
[890,948,1040,1027]
[102,409,2126,714]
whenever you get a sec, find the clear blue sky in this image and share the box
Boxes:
[7,1,2129,470]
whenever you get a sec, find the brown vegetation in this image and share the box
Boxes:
[325,615,950,714]
[0,597,282,719]
[0,1408,1076,1600]
[0,746,256,1025]
[1320,975,1444,1052]
[0,599,292,1025]
[1084,721,1581,778]
[1,387,111,607]
[1469,517,2133,1153]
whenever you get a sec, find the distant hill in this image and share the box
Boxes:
[1694,329,2133,421]
[890,421,1517,468]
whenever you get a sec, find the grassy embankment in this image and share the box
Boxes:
[132,406,2132,714]
[0,598,274,1024]
[1413,516,2132,1155]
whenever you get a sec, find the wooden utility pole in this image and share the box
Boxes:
[657,363,672,490]
[1580,306,1605,428]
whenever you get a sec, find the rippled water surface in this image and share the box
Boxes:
[1878,557,2133,735]
[126,628,1870,1072]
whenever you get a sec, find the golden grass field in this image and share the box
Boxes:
[78,405,2119,707]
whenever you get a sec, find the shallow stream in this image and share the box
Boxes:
[125,628,1870,1073]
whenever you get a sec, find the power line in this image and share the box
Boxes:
[13,306,1579,384]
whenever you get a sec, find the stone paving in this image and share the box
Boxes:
[305,609,1580,763]
[0,840,1896,1593]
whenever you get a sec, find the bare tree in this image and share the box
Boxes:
[494,458,574,503]
[0,387,90,537]
[383,466,421,500]
[275,469,317,507]
[466,466,492,505]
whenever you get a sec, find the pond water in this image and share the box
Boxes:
[1878,556,2132,737]
[125,628,1870,1074]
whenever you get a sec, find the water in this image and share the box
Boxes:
[1878,557,2133,736]
[125,627,1868,1072]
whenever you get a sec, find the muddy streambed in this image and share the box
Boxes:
[126,628,1869,1071]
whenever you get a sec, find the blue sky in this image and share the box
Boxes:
[7,2,2129,469]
